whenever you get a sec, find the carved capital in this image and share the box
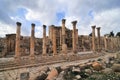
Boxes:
[43,25,46,28]
[62,19,66,24]
[31,23,35,27]
[71,21,77,26]
[91,25,96,29]
[16,22,21,26]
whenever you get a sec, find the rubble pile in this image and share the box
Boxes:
[35,52,120,80]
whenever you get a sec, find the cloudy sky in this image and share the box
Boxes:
[0,0,120,38]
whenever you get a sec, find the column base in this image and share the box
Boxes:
[73,50,77,54]
[29,55,35,60]
[62,44,67,54]
[42,53,47,56]
[14,56,21,65]
[53,53,57,56]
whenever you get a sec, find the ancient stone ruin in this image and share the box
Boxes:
[0,19,120,80]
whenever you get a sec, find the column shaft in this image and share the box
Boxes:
[53,28,57,55]
[62,19,67,54]
[91,26,96,52]
[97,27,101,51]
[42,25,47,55]
[30,23,35,58]
[72,21,77,53]
[15,22,21,58]
[104,36,107,50]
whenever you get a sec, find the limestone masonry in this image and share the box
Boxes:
[0,19,120,80]
[0,19,120,57]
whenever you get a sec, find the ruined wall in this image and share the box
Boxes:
[0,38,6,57]
[78,35,120,52]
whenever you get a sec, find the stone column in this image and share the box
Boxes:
[91,25,96,52]
[104,36,107,50]
[62,19,67,54]
[30,23,35,59]
[42,25,47,56]
[62,19,66,44]
[53,28,57,55]
[60,29,62,47]
[76,29,78,51]
[72,21,77,53]
[96,27,101,51]
[15,22,21,59]
[59,28,62,51]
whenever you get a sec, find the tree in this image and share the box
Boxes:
[116,32,120,37]
[109,31,114,37]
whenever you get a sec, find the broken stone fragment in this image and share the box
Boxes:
[75,75,81,79]
[84,69,92,75]
[46,67,62,80]
[92,62,103,71]
[35,73,48,80]
[101,68,113,74]
[72,66,81,73]
[112,64,120,72]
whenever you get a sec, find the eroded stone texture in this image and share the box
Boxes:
[15,22,21,60]
[53,27,57,55]
[96,27,101,51]
[91,25,96,52]
[30,23,35,59]
[72,21,77,53]
[42,25,47,56]
[62,19,67,54]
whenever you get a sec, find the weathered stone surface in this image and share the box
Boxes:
[91,25,96,52]
[62,44,67,54]
[85,69,92,74]
[75,75,81,79]
[112,64,120,72]
[92,62,103,71]
[20,72,29,80]
[116,52,120,59]
[46,68,58,80]
[102,68,113,74]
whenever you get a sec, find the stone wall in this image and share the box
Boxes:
[0,35,120,57]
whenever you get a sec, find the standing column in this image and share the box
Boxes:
[53,28,57,55]
[15,22,21,59]
[30,23,35,59]
[76,29,78,51]
[104,36,107,50]
[91,25,96,52]
[96,27,101,51]
[42,25,47,56]
[59,28,62,52]
[62,19,67,54]
[72,21,77,53]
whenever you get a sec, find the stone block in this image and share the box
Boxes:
[20,72,29,80]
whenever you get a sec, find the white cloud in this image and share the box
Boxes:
[35,26,43,38]
[90,8,120,35]
[0,22,16,37]
[0,0,120,37]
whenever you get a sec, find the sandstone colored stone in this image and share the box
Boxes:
[62,44,67,54]
[92,62,103,71]
[112,64,120,72]
[46,68,58,80]
[91,25,96,52]
[102,68,113,74]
